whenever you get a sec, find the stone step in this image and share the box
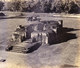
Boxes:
[10,46,26,53]
[12,46,25,50]
[11,49,25,53]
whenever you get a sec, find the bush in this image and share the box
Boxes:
[7,1,34,12]
[0,13,5,16]
[0,1,4,11]
[21,1,32,12]
[52,1,64,13]
[52,1,79,14]
[68,1,79,13]
[6,0,80,14]
[43,1,52,13]
[37,1,52,13]
[7,1,22,11]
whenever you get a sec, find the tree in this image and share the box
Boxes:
[52,1,64,13]
[7,0,35,12]
[12,1,22,11]
[68,1,79,13]
[7,1,22,11]
[52,0,79,14]
[0,1,4,11]
[6,0,80,13]
[43,1,52,13]
[40,1,52,13]
[32,1,42,12]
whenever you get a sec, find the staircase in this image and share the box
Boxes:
[11,46,26,53]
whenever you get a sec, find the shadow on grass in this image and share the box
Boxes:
[62,27,80,32]
[58,28,79,68]
[54,27,80,44]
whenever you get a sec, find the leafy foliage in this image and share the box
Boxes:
[6,0,80,13]
[42,1,52,13]
[0,1,4,11]
[68,1,79,13]
[7,1,22,11]
[52,1,79,13]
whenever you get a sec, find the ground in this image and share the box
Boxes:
[0,12,80,68]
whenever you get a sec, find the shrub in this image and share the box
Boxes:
[43,2,52,13]
[52,1,79,14]
[6,0,80,14]
[7,1,22,11]
[40,1,52,13]
[0,1,4,11]
[52,1,64,13]
[68,1,79,13]
[0,13,5,16]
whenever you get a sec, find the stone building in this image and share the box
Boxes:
[31,30,57,45]
[11,25,27,42]
[11,20,63,45]
[30,21,59,45]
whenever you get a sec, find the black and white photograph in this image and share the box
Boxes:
[0,0,80,68]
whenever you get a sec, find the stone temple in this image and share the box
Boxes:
[6,16,63,53]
